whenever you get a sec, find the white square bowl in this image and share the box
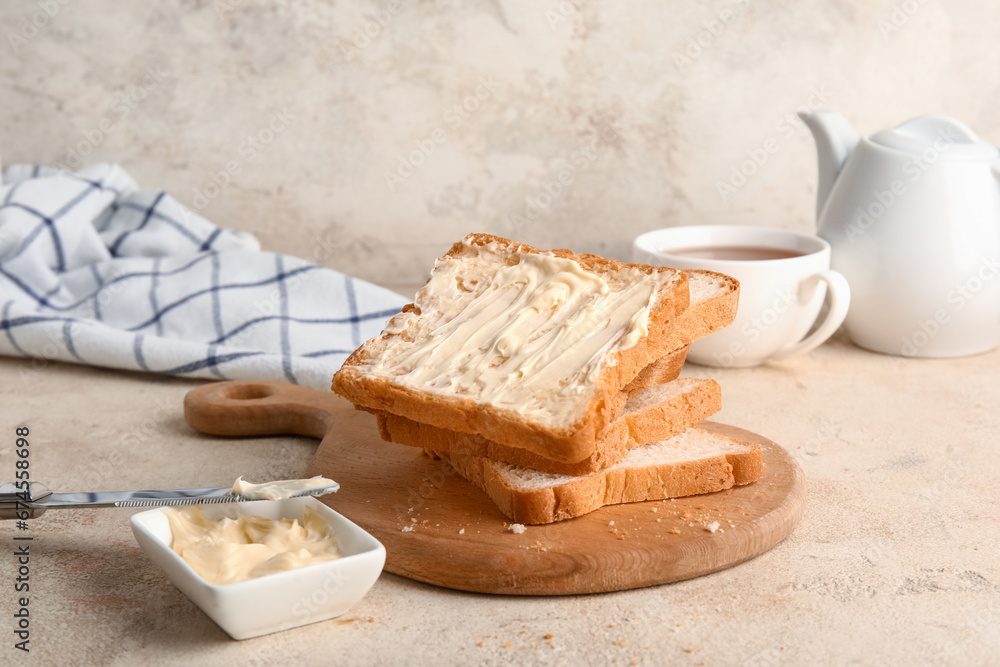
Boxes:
[130,497,386,640]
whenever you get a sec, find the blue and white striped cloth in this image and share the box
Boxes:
[0,163,407,389]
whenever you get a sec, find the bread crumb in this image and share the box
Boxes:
[668,528,680,534]
[509,523,526,534]
[476,641,483,648]
[401,526,414,532]
[608,520,615,526]
[656,518,662,523]
[459,528,465,534]
[410,517,417,523]
[705,521,720,533]
[368,617,374,623]
[682,511,692,518]
[685,647,694,653]
[697,504,705,510]
[652,507,658,512]
[544,633,554,640]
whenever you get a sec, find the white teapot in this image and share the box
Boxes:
[800,112,1000,357]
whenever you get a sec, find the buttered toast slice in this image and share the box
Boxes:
[447,427,763,524]
[333,234,690,464]
[377,378,722,476]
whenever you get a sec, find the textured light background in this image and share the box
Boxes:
[2,4,1000,664]
[3,0,998,288]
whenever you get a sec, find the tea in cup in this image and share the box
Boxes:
[633,225,851,367]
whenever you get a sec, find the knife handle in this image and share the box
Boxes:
[0,482,51,520]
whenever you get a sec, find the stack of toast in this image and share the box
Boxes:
[332,234,763,524]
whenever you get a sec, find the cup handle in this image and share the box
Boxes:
[769,269,851,361]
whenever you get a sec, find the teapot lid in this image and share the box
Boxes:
[869,115,998,159]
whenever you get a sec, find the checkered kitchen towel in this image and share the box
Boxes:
[0,162,407,389]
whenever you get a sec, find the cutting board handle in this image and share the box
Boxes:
[184,381,336,441]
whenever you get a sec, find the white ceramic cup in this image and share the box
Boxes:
[633,225,851,367]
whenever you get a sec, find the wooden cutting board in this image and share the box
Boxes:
[184,380,806,596]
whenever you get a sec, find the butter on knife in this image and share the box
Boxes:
[231,476,339,501]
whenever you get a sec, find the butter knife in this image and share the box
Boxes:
[0,481,339,520]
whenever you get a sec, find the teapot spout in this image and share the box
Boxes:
[798,111,860,223]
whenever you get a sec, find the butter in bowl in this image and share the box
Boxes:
[130,493,385,640]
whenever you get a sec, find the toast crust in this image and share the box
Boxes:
[376,378,722,476]
[648,269,739,357]
[622,379,722,442]
[607,270,740,397]
[622,345,689,397]
[333,234,690,464]
[447,427,763,524]
[384,413,632,477]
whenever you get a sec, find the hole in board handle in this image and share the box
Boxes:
[224,384,276,401]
